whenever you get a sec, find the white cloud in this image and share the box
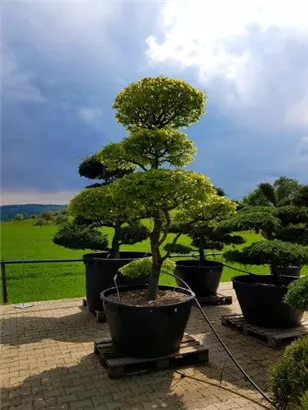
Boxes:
[286,98,308,126]
[1,190,78,205]
[2,45,46,102]
[78,107,103,125]
[145,0,308,130]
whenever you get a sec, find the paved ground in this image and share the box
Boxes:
[1,283,302,410]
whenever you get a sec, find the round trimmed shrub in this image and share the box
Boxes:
[268,336,308,409]
[284,276,308,310]
[163,243,194,254]
[53,222,109,251]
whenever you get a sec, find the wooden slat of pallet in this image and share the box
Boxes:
[197,294,232,306]
[221,314,308,349]
[94,334,209,378]
[82,298,106,322]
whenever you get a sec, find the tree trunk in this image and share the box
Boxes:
[111,225,121,258]
[199,236,205,267]
[148,263,162,300]
[148,214,162,300]
[270,263,282,285]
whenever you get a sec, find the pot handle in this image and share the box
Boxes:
[113,274,121,300]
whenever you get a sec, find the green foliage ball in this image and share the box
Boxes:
[53,223,109,251]
[268,336,308,409]
[284,276,308,310]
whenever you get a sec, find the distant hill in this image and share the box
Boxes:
[0,204,67,221]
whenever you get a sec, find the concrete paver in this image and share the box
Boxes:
[1,283,301,409]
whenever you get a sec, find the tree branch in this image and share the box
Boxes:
[162,232,182,261]
[158,209,171,246]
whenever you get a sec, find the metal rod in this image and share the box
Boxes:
[1,264,8,303]
[0,258,83,265]
[0,252,223,265]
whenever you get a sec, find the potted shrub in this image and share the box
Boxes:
[222,183,308,328]
[53,155,150,312]
[165,189,240,297]
[71,76,234,358]
[268,276,308,409]
[241,177,303,277]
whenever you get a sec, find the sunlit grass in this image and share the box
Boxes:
[1,220,307,303]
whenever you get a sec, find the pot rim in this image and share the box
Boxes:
[231,274,298,287]
[100,284,195,308]
[83,252,151,261]
[175,260,223,268]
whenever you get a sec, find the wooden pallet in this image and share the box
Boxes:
[82,298,106,322]
[94,334,209,378]
[221,314,308,349]
[197,293,232,306]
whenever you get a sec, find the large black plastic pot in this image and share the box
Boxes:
[83,252,150,312]
[271,265,301,278]
[101,284,195,358]
[175,260,223,296]
[232,275,304,328]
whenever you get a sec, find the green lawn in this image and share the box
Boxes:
[1,220,307,304]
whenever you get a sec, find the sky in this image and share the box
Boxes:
[1,0,308,205]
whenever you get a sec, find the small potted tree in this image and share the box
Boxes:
[222,183,308,328]
[165,190,239,297]
[53,155,150,313]
[71,76,234,358]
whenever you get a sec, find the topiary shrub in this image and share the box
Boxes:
[224,240,308,275]
[54,153,148,257]
[119,258,176,279]
[53,223,109,251]
[119,224,150,245]
[164,192,237,267]
[284,276,308,311]
[297,391,308,410]
[268,336,308,410]
[222,181,308,281]
[163,243,194,255]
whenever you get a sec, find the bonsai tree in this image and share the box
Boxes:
[71,76,235,300]
[165,187,241,265]
[53,154,149,257]
[221,182,308,281]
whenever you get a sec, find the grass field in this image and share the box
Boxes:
[1,220,307,304]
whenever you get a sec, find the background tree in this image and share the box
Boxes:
[222,184,308,280]
[242,176,301,207]
[15,213,24,221]
[34,218,47,226]
[41,210,54,224]
[54,155,148,257]
[54,209,69,225]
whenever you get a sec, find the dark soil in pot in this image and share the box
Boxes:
[175,260,223,296]
[83,252,150,312]
[232,275,304,328]
[101,284,195,358]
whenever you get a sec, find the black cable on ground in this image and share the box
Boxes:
[165,271,279,410]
